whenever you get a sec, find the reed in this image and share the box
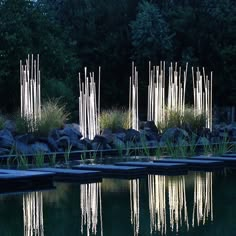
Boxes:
[34,152,45,168]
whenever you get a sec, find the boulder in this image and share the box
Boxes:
[0,147,10,155]
[111,136,126,149]
[31,142,51,153]
[3,120,16,133]
[80,138,93,150]
[48,128,61,140]
[60,125,83,140]
[143,121,159,133]
[14,140,32,154]
[15,133,36,144]
[56,136,71,149]
[0,129,14,149]
[47,136,60,152]
[125,129,141,142]
[160,128,189,144]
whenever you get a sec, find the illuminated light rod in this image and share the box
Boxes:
[20,54,41,131]
[147,61,188,126]
[192,67,213,130]
[129,62,139,130]
[78,67,101,139]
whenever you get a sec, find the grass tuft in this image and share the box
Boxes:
[99,108,130,131]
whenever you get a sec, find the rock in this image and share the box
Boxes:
[140,130,159,141]
[197,137,210,146]
[93,135,108,145]
[101,128,113,144]
[3,120,16,133]
[80,138,93,150]
[0,147,10,155]
[125,129,141,142]
[0,129,14,149]
[48,128,61,140]
[143,121,159,133]
[160,128,189,144]
[14,140,32,154]
[74,141,87,150]
[114,132,126,141]
[31,142,51,153]
[60,125,83,140]
[47,136,59,152]
[111,136,126,149]
[56,136,71,149]
[15,133,35,144]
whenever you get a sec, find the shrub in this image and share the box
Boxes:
[99,108,130,131]
[15,99,69,136]
[158,106,206,133]
[36,99,70,136]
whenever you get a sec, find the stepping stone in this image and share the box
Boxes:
[31,168,102,183]
[221,153,236,158]
[0,169,54,193]
[154,159,224,171]
[190,156,236,167]
[115,161,188,175]
[72,164,147,179]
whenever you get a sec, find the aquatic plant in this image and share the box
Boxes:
[16,154,29,169]
[34,152,45,168]
[49,153,57,167]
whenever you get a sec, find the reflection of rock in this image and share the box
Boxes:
[148,175,189,235]
[192,172,213,227]
[80,182,103,236]
[23,191,44,236]
[129,179,140,236]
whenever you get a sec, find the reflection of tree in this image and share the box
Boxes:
[192,172,213,227]
[80,182,103,236]
[129,179,140,236]
[23,192,44,236]
[148,175,189,235]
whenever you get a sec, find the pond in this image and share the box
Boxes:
[0,170,236,236]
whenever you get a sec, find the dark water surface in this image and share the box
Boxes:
[0,170,236,236]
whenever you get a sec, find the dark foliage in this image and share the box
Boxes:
[0,0,235,118]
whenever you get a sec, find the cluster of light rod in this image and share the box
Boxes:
[23,191,44,236]
[20,54,41,130]
[148,175,166,235]
[80,182,103,236]
[168,176,189,232]
[192,172,213,227]
[148,175,189,235]
[147,62,188,125]
[192,67,213,130]
[129,62,139,130]
[129,179,140,236]
[78,67,101,139]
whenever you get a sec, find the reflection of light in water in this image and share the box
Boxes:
[148,175,166,235]
[129,179,140,236]
[192,172,213,227]
[80,182,103,236]
[168,176,189,232]
[23,192,44,236]
[148,175,189,235]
